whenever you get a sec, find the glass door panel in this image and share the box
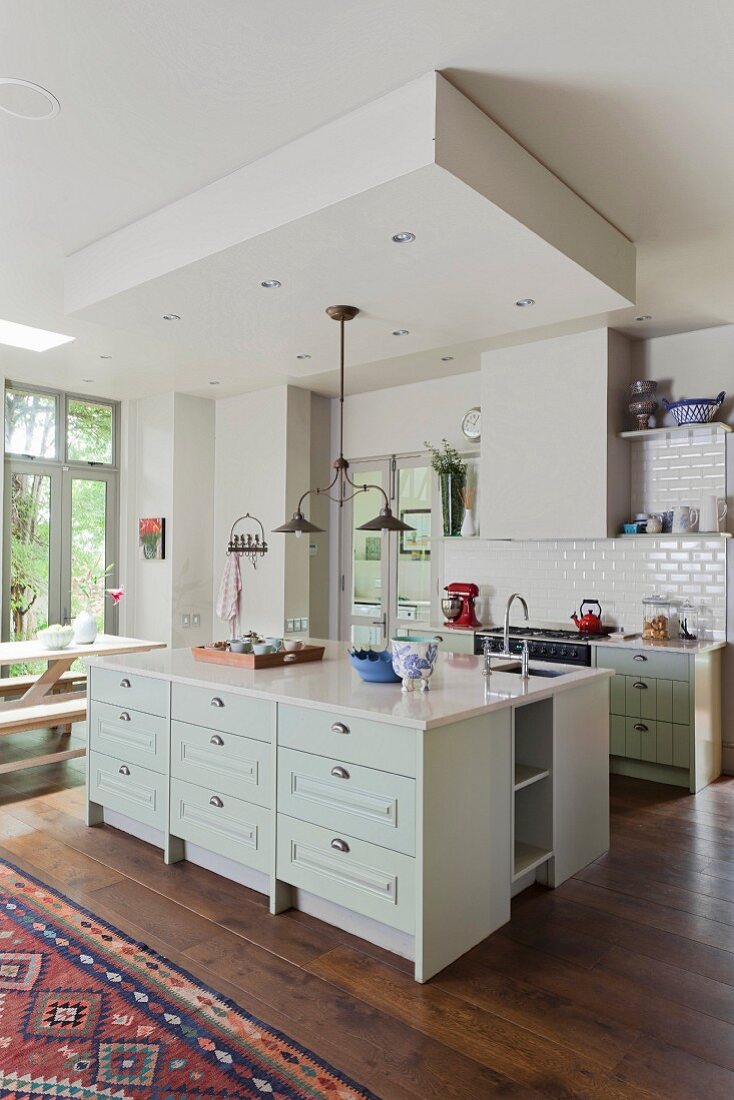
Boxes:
[70,477,108,633]
[394,465,432,628]
[343,463,390,646]
[9,471,52,641]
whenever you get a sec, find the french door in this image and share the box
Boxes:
[341,456,437,645]
[2,461,119,644]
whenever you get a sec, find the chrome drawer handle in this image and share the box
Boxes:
[330,765,350,780]
[634,723,649,732]
[633,681,648,689]
[633,654,648,662]
[119,712,131,722]
[210,697,225,708]
[118,765,130,776]
[120,678,131,688]
[330,838,350,853]
[209,734,224,746]
[209,795,224,808]
[330,722,350,735]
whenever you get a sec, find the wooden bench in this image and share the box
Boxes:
[0,670,86,700]
[0,695,87,775]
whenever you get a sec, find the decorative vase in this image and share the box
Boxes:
[391,639,439,693]
[460,508,475,537]
[143,542,156,560]
[440,473,465,537]
[73,608,98,645]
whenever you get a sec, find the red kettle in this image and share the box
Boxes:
[571,600,603,634]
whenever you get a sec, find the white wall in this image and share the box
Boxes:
[211,385,311,638]
[342,370,480,459]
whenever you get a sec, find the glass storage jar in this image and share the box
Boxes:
[678,600,699,641]
[642,595,672,640]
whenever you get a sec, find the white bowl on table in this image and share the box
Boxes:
[37,625,75,650]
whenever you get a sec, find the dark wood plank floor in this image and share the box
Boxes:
[2,726,734,1098]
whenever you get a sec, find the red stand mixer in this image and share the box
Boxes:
[442,582,482,628]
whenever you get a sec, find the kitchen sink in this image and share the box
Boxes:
[494,662,570,678]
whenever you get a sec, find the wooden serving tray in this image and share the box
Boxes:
[192,644,325,669]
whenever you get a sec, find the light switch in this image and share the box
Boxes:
[192,613,200,628]
[286,618,295,632]
[182,614,190,628]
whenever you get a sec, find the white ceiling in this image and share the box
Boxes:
[1,0,733,399]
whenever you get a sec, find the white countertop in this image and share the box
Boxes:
[588,635,726,655]
[91,642,612,731]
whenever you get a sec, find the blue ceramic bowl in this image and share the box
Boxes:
[349,649,401,683]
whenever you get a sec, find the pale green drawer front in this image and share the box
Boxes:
[610,714,626,756]
[277,747,416,855]
[278,704,415,778]
[610,675,626,716]
[92,666,169,718]
[656,722,673,766]
[89,750,166,830]
[625,676,656,719]
[624,717,643,760]
[276,814,415,934]
[89,701,168,774]
[672,681,690,724]
[171,683,274,743]
[171,721,272,808]
[673,725,690,769]
[595,647,689,682]
[657,679,673,723]
[170,777,271,872]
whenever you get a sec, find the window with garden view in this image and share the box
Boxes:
[4,386,118,658]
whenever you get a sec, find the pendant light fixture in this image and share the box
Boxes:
[274,305,414,537]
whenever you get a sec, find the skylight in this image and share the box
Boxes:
[0,318,75,352]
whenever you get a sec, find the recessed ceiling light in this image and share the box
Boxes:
[441,355,454,362]
[392,232,415,244]
[0,317,74,352]
[162,313,180,321]
[100,354,112,360]
[635,314,652,322]
[515,298,535,308]
[0,78,60,120]
[261,279,281,289]
[209,381,220,386]
[296,353,311,360]
[392,329,410,336]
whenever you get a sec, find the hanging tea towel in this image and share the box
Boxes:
[216,553,241,637]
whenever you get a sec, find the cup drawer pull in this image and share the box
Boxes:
[119,712,131,722]
[209,734,224,746]
[330,722,350,735]
[330,765,350,780]
[119,678,131,689]
[330,838,350,853]
[633,654,648,662]
[118,765,130,776]
[209,795,224,808]
[633,681,648,689]
[210,697,225,708]
[634,723,649,732]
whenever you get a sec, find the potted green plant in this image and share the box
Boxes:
[425,439,467,537]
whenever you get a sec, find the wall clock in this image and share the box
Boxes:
[461,406,481,442]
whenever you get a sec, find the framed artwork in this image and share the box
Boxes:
[139,517,165,560]
[399,509,431,557]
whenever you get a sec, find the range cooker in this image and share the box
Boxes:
[474,626,603,667]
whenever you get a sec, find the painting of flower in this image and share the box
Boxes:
[139,517,165,560]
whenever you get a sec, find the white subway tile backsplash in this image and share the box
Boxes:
[444,535,726,636]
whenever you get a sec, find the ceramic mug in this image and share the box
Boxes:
[672,505,699,534]
[699,495,728,532]
[645,514,663,534]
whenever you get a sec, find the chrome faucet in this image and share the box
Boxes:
[492,592,530,680]
[504,592,529,654]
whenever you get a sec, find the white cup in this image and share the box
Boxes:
[699,495,728,532]
[671,505,699,534]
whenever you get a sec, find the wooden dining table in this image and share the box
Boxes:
[0,634,165,776]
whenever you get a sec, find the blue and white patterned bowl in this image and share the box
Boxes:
[390,639,439,692]
[662,391,725,426]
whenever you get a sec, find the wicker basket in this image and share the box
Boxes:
[662,391,725,426]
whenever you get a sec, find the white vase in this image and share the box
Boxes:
[73,609,98,645]
[460,509,475,537]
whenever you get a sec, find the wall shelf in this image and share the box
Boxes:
[514,763,550,791]
[619,423,732,440]
[513,840,553,881]
[618,532,731,539]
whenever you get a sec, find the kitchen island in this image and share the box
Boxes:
[85,643,612,982]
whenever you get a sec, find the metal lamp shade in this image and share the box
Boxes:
[357,506,414,533]
[272,511,324,535]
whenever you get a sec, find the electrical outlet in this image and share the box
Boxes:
[181,614,191,628]
[286,618,295,632]
[192,613,200,628]
[302,617,309,632]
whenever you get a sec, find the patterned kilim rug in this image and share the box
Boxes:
[0,858,379,1099]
